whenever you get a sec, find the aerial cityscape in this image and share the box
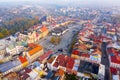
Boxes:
[0,0,120,80]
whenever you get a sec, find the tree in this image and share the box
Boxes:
[1,28,9,37]
[0,33,4,38]
[0,17,40,39]
[50,36,61,45]
[50,36,55,43]
[64,73,78,80]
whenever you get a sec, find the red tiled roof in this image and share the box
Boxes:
[28,43,43,56]
[108,48,120,56]
[36,33,39,37]
[53,62,58,67]
[66,57,74,69]
[40,26,48,32]
[53,55,75,69]
[111,48,116,53]
[19,56,27,63]
[59,58,66,67]
[110,67,117,74]
[53,55,64,67]
[28,43,36,48]
[56,54,65,61]
[72,50,79,55]
[99,35,107,38]
[107,48,113,53]
[88,34,96,39]
[116,56,120,61]
[111,56,120,64]
[39,51,53,61]
[81,54,90,58]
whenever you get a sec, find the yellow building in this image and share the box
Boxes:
[27,31,37,43]
[27,26,49,44]
[40,26,49,38]
[26,43,44,63]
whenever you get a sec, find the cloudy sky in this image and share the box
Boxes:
[0,0,119,6]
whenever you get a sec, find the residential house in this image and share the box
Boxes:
[40,25,49,38]
[6,45,24,56]
[27,31,37,43]
[26,43,44,63]
[18,56,29,69]
[107,47,120,69]
[110,67,120,80]
[0,49,6,60]
[107,28,116,35]
[39,50,53,63]
[17,32,27,41]
[47,56,56,71]
[98,64,105,80]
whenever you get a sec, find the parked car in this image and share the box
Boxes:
[58,49,63,52]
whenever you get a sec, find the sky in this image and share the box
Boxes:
[0,0,120,7]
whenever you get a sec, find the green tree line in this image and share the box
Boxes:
[0,16,39,39]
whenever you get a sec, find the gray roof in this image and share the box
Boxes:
[52,26,67,33]
[0,59,21,72]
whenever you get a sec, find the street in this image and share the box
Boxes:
[101,42,110,80]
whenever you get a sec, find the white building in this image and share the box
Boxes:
[98,64,105,80]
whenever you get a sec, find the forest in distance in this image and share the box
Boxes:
[0,16,39,39]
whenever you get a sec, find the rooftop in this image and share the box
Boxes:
[111,56,120,64]
[81,53,90,58]
[40,26,48,33]
[53,54,75,69]
[110,67,117,75]
[78,60,99,75]
[0,59,21,72]
[107,48,120,64]
[47,56,56,64]
[19,56,28,63]
[39,50,53,62]
[72,50,80,55]
[28,43,43,56]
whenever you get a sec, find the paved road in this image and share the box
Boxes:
[101,42,110,80]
